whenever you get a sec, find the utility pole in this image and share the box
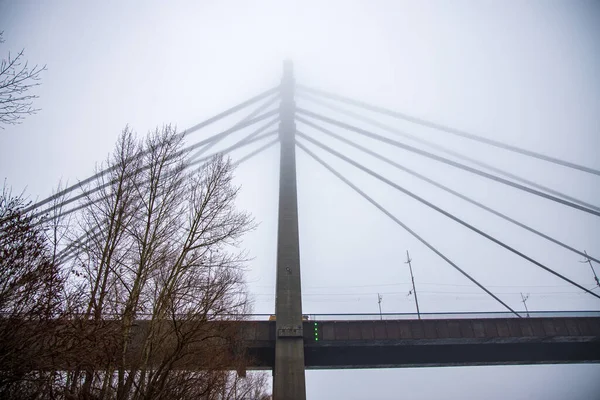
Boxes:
[272,60,306,400]
[405,250,421,319]
[580,250,600,288]
[377,293,383,320]
[520,293,530,317]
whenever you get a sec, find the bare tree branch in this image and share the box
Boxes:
[0,31,46,128]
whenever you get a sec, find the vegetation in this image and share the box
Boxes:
[0,31,46,128]
[0,125,269,399]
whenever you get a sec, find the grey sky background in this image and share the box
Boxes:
[1,1,600,398]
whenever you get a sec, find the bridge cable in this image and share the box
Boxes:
[234,137,279,167]
[29,114,278,221]
[187,95,280,162]
[295,131,600,301]
[53,131,278,263]
[297,84,600,177]
[22,87,280,215]
[298,93,600,213]
[189,130,278,168]
[43,127,279,229]
[54,134,280,265]
[295,139,521,317]
[298,117,600,265]
[296,109,600,218]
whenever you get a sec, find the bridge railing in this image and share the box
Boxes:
[307,311,600,320]
[11,311,597,321]
[239,311,600,321]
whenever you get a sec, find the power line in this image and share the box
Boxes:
[252,282,596,289]
[298,84,600,177]
[297,117,600,264]
[296,138,520,317]
[297,109,600,218]
[253,290,595,296]
[296,132,600,302]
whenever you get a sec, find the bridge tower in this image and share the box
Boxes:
[273,61,306,400]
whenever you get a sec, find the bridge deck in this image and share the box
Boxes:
[243,317,600,369]
[4,316,598,370]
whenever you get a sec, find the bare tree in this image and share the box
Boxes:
[213,371,270,400]
[63,124,259,399]
[0,31,46,128]
[0,124,270,399]
[0,184,67,398]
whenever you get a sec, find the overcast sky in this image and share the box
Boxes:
[1,1,600,398]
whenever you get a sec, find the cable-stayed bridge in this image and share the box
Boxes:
[21,62,600,400]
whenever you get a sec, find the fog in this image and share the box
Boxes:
[1,1,599,398]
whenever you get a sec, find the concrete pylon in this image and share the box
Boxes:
[272,60,306,400]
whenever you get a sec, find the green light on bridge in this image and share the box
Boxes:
[314,322,319,341]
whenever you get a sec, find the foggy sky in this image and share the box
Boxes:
[1,1,599,398]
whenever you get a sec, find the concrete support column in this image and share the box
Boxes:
[273,60,306,400]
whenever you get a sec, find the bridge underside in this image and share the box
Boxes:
[3,317,599,371]
[249,338,600,369]
[244,317,600,369]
